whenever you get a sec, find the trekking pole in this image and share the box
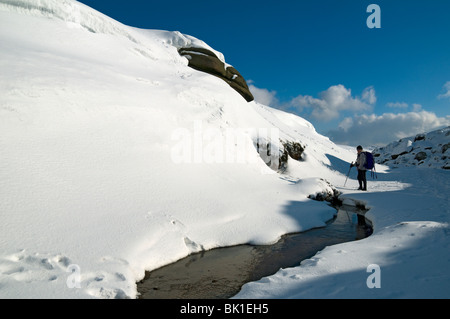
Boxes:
[344,162,353,187]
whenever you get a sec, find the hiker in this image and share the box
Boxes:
[351,145,367,191]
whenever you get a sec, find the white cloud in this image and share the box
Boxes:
[412,103,422,112]
[248,84,376,122]
[362,86,377,104]
[290,85,375,121]
[386,102,408,108]
[438,81,450,99]
[248,84,279,106]
[247,83,448,147]
[328,111,450,146]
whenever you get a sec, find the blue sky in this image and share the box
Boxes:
[77,0,450,146]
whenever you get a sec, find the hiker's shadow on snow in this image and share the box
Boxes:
[325,154,352,176]
[325,153,388,179]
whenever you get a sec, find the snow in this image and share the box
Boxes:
[1,0,449,299]
[235,168,450,299]
[373,126,450,169]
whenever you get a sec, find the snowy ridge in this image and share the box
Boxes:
[0,0,225,63]
[0,0,137,39]
[150,29,227,64]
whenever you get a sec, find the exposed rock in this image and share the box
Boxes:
[279,141,305,170]
[414,134,426,142]
[391,151,408,160]
[178,47,254,102]
[283,141,304,161]
[307,179,341,205]
[373,126,450,169]
[254,138,305,172]
[414,151,427,161]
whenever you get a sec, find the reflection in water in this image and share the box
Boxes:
[137,205,372,299]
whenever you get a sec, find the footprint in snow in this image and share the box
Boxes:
[0,250,73,284]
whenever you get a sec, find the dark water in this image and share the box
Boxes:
[136,205,372,299]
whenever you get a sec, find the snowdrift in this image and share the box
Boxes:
[0,0,351,298]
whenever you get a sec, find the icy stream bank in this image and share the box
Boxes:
[136,204,372,299]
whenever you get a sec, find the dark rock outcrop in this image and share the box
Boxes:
[307,179,341,205]
[414,151,427,161]
[178,47,254,102]
[254,138,305,172]
[279,141,305,170]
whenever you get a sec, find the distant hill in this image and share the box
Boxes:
[373,126,450,169]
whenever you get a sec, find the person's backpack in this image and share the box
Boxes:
[364,151,375,170]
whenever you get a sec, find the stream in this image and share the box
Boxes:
[136,204,372,299]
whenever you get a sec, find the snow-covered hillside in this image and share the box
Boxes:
[1,0,449,300]
[0,0,353,299]
[373,126,450,169]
